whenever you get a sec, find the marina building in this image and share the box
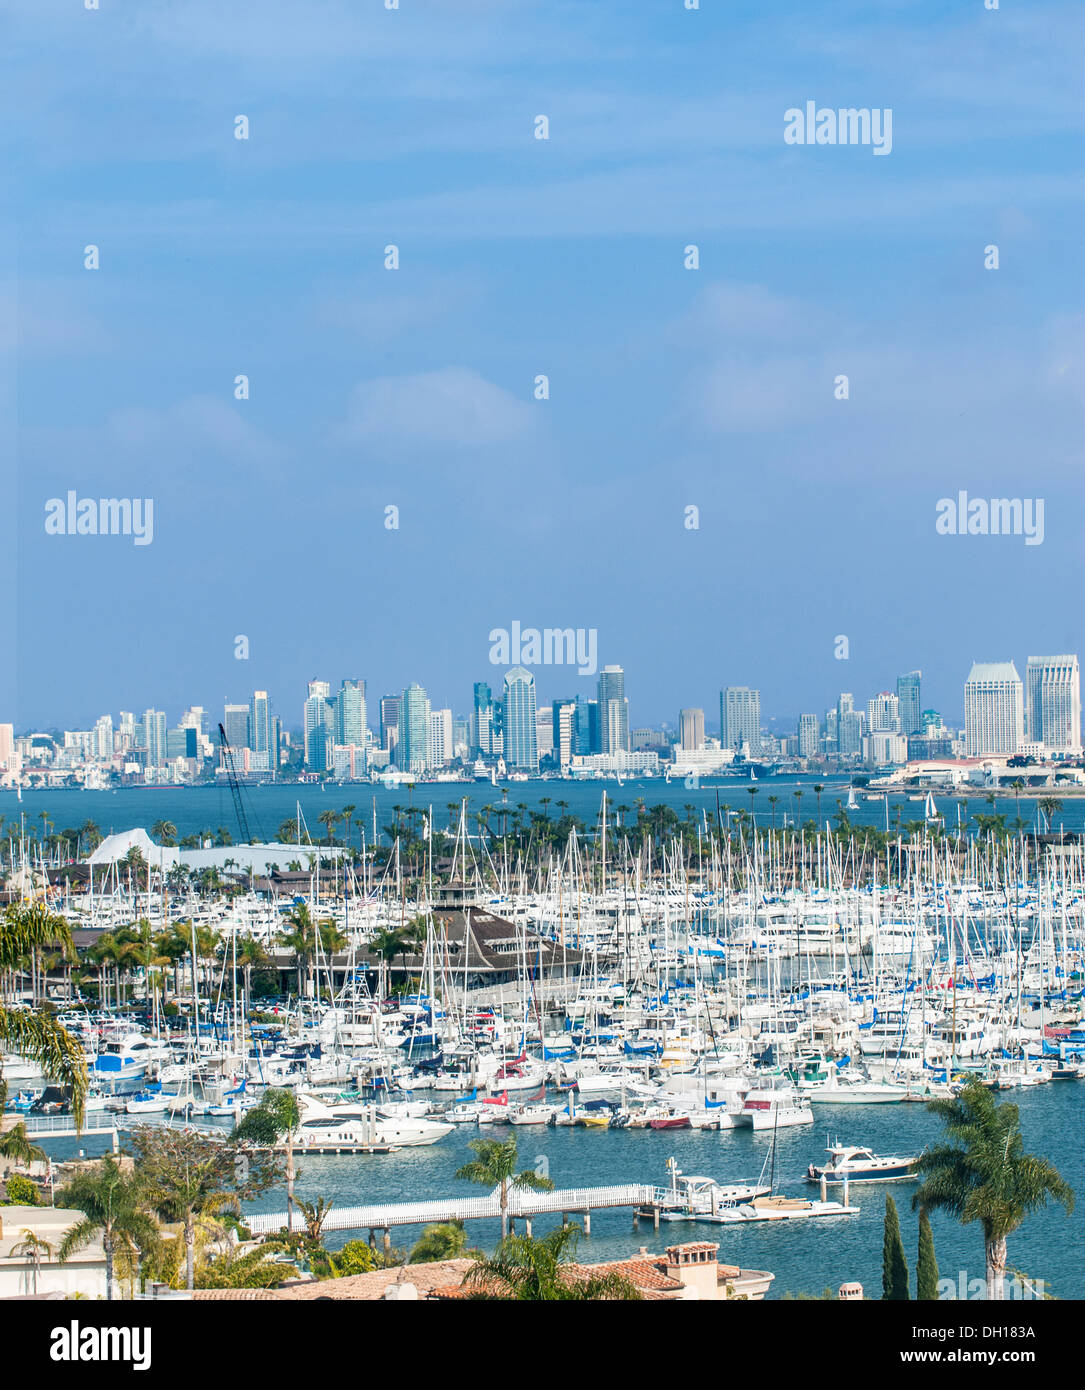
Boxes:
[964,661,1024,757]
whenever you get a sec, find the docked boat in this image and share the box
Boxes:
[296,1093,452,1147]
[730,1085,813,1131]
[806,1143,918,1184]
[508,1104,556,1126]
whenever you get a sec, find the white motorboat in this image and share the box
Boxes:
[508,1104,556,1126]
[731,1085,813,1131]
[295,1093,452,1147]
[806,1143,918,1183]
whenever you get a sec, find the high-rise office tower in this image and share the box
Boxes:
[142,708,167,767]
[397,684,431,773]
[964,661,1024,757]
[380,695,400,753]
[797,713,819,758]
[1026,655,1081,751]
[303,680,334,770]
[334,679,367,747]
[472,681,494,756]
[552,699,576,769]
[679,708,705,751]
[896,671,922,736]
[575,696,598,755]
[722,687,761,753]
[867,692,901,733]
[503,667,539,771]
[838,709,866,756]
[93,714,114,759]
[248,691,272,755]
[428,707,453,766]
[598,666,629,754]
[223,703,249,752]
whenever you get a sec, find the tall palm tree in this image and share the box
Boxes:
[465,1225,641,1300]
[454,1135,554,1240]
[912,1080,1074,1300]
[1038,796,1062,832]
[0,903,87,1124]
[409,1220,476,1264]
[317,809,339,846]
[58,1155,158,1299]
[813,783,824,827]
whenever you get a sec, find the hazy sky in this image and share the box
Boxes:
[6,0,1084,733]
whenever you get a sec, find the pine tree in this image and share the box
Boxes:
[882,1193,910,1300]
[916,1207,939,1300]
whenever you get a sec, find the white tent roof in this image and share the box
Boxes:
[87,828,179,868]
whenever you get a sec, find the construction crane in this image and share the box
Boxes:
[218,722,252,844]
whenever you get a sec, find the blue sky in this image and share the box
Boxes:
[6,0,1085,733]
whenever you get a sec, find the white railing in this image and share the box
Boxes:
[20,1113,117,1135]
[247,1183,655,1235]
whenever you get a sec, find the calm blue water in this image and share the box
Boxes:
[44,1087,1082,1298]
[0,778,1070,847]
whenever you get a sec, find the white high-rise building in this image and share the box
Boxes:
[797,713,819,758]
[867,692,901,733]
[722,687,761,753]
[428,707,453,767]
[679,708,705,751]
[964,661,1024,757]
[1026,655,1081,752]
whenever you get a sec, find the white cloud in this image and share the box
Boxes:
[340,367,534,446]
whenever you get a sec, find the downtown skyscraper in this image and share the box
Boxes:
[397,683,431,774]
[503,667,539,771]
[597,665,629,754]
[1026,655,1081,752]
[964,662,1024,757]
[722,686,760,753]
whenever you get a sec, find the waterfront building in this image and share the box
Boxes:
[863,731,908,766]
[428,707,453,767]
[552,699,576,770]
[1026,655,1081,752]
[896,671,922,736]
[142,708,167,767]
[867,691,901,733]
[536,708,554,758]
[503,667,539,772]
[797,712,819,758]
[838,709,866,757]
[598,666,630,754]
[575,695,599,755]
[249,689,274,758]
[379,694,400,754]
[398,684,431,774]
[679,707,705,751]
[964,661,1024,756]
[223,702,249,752]
[722,686,761,754]
[334,679,367,748]
[303,680,334,771]
[570,751,660,776]
[472,681,495,756]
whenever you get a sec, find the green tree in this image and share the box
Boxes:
[128,1126,273,1292]
[454,1135,554,1240]
[12,1229,54,1294]
[916,1207,939,1300]
[0,903,87,1124]
[882,1192,909,1300]
[57,1155,158,1300]
[465,1226,641,1301]
[151,820,178,847]
[913,1080,1074,1300]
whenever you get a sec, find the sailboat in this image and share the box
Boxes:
[924,791,941,824]
[846,787,860,812]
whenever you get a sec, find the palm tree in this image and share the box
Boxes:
[767,795,780,831]
[0,1120,47,1167]
[465,1225,641,1300]
[0,903,87,1124]
[58,1155,158,1300]
[1038,796,1062,832]
[278,903,328,1000]
[454,1135,554,1240]
[298,1196,334,1242]
[813,783,824,827]
[912,1080,1074,1300]
[151,820,178,847]
[409,1220,477,1264]
[341,804,356,852]
[12,1229,54,1294]
[232,1087,301,1233]
[317,809,339,846]
[234,934,269,1018]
